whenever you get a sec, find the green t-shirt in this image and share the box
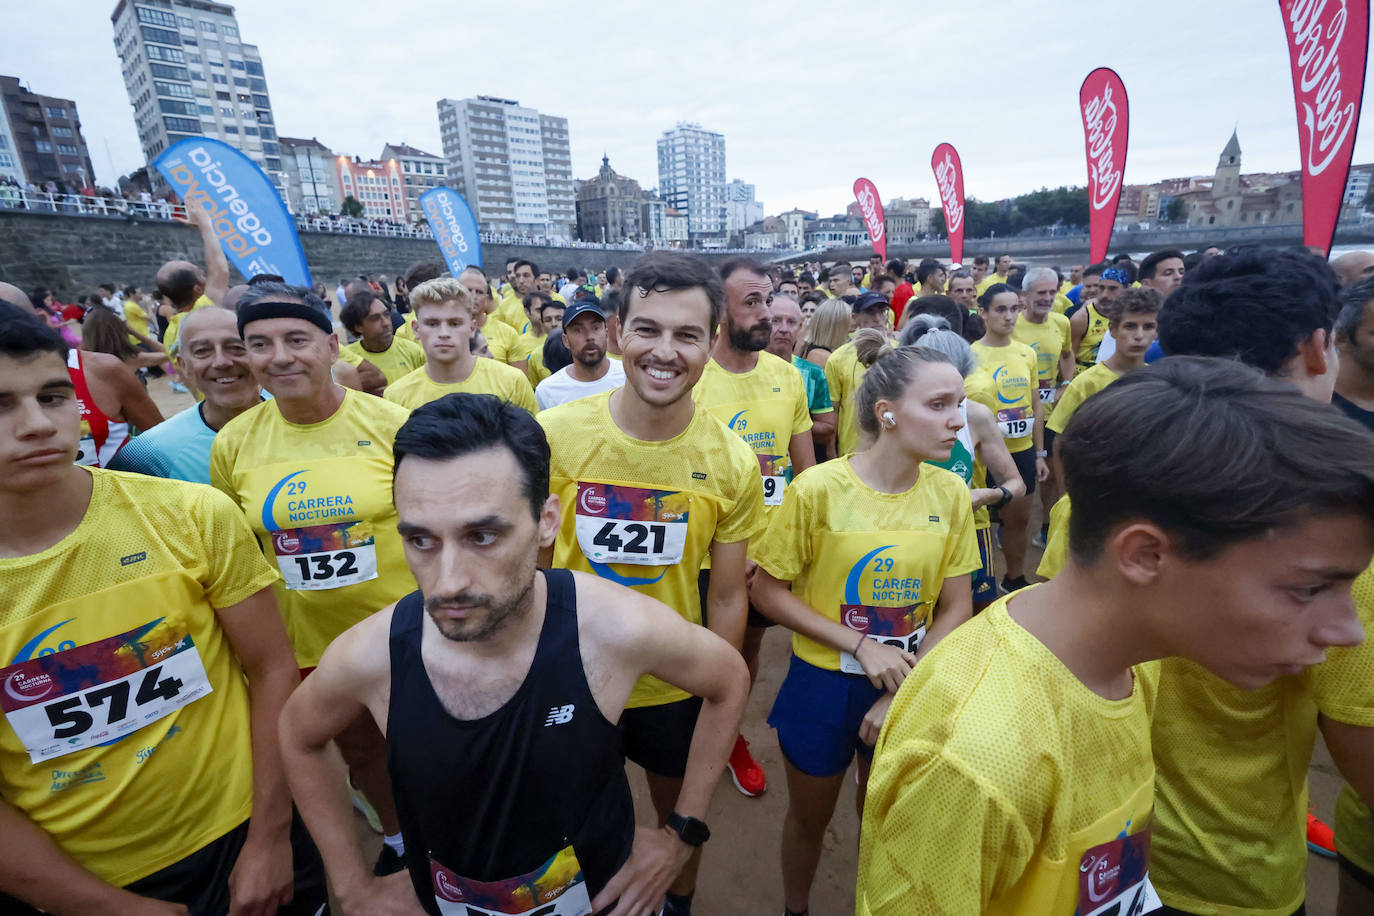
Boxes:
[792,355,833,416]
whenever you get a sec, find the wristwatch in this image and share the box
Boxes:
[1036,450,1049,458]
[994,485,1013,509]
[665,812,711,847]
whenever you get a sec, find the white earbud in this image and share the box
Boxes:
[882,411,896,427]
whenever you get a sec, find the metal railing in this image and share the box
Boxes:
[0,186,803,255]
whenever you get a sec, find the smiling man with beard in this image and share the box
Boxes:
[279,393,749,916]
[537,251,766,916]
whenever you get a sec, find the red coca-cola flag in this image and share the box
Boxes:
[1278,0,1368,256]
[852,178,887,262]
[930,144,965,264]
[1078,68,1129,265]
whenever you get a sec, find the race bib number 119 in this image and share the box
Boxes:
[0,619,212,763]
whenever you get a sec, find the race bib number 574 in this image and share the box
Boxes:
[0,619,212,763]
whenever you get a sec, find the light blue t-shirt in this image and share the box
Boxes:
[106,401,220,483]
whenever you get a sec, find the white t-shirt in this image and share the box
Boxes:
[1096,330,1117,364]
[535,360,626,410]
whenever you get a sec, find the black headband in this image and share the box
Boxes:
[237,300,334,337]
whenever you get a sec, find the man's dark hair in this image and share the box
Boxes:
[513,259,537,276]
[237,280,329,313]
[505,258,518,268]
[0,301,68,359]
[394,393,550,521]
[1112,252,1134,264]
[961,312,986,344]
[718,257,769,284]
[1060,356,1374,563]
[340,290,378,335]
[542,328,573,374]
[1138,248,1186,280]
[157,265,201,309]
[905,295,964,335]
[816,268,831,284]
[830,261,852,273]
[405,261,445,290]
[248,273,284,286]
[605,266,621,286]
[1158,248,1340,374]
[1183,252,1206,273]
[972,256,989,268]
[978,283,1015,309]
[799,290,826,308]
[97,283,115,295]
[886,259,906,277]
[1082,263,1107,278]
[522,291,553,315]
[621,251,725,332]
[916,259,943,286]
[601,290,621,319]
[1335,278,1374,342]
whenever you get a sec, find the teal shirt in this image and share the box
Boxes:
[792,355,833,416]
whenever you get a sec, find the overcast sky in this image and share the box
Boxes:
[7,0,1373,216]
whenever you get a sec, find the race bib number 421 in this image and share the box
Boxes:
[0,619,212,763]
[431,845,591,916]
[574,483,690,566]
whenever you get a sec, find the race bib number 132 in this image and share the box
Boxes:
[0,619,212,763]
[272,521,379,591]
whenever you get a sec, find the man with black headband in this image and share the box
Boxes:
[210,281,418,876]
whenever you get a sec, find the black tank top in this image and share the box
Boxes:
[388,569,634,915]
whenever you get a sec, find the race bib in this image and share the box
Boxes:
[431,845,591,916]
[1037,384,1056,405]
[0,619,213,764]
[838,604,926,675]
[1078,831,1162,916]
[758,454,789,507]
[271,521,379,591]
[74,434,99,467]
[574,483,690,566]
[996,405,1032,439]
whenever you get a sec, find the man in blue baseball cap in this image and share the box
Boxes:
[535,295,626,410]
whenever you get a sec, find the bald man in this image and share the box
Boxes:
[160,201,231,354]
[2,281,162,467]
[1334,251,1374,289]
[108,308,262,483]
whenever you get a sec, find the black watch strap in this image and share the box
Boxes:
[995,485,1013,509]
[665,811,711,847]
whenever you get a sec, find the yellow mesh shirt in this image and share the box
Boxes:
[858,594,1160,915]
[210,392,417,667]
[383,361,537,414]
[539,392,765,707]
[969,341,1038,453]
[963,373,995,531]
[1333,563,1374,877]
[0,469,276,886]
[1012,312,1072,405]
[1047,363,1120,435]
[395,316,418,342]
[824,341,866,457]
[340,336,426,386]
[693,351,812,511]
[492,291,530,334]
[481,317,518,364]
[750,459,978,671]
[1036,495,1072,580]
[1152,557,1374,914]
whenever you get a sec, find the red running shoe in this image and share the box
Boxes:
[727,733,766,797]
[1307,811,1337,858]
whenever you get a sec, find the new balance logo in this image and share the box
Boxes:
[543,704,575,726]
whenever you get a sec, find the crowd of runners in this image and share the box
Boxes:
[3,212,1374,915]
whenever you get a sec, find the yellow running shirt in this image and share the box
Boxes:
[1075,302,1111,372]
[976,273,1011,295]
[481,317,518,364]
[961,373,996,531]
[0,469,275,886]
[1151,588,1374,916]
[857,593,1162,915]
[693,352,812,508]
[1037,494,1072,580]
[969,340,1038,453]
[339,336,426,386]
[164,294,215,353]
[1047,362,1120,435]
[383,361,537,414]
[394,316,418,343]
[750,458,977,671]
[539,392,765,707]
[1012,312,1072,407]
[1334,563,1374,881]
[123,299,150,345]
[492,292,530,334]
[525,345,553,387]
[210,391,417,667]
[509,330,545,368]
[824,339,893,458]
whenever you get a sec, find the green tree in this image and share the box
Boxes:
[340,195,364,218]
[1164,196,1188,222]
